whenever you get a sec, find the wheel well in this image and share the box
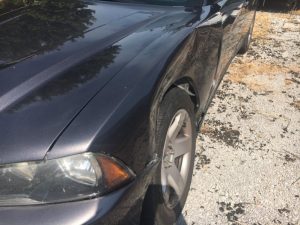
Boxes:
[169,78,199,112]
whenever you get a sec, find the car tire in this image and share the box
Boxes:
[238,14,256,54]
[141,87,196,225]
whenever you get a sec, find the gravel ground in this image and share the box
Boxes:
[179,11,300,225]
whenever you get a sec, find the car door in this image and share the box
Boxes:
[195,0,248,113]
[215,0,249,80]
[191,1,224,113]
[239,0,258,40]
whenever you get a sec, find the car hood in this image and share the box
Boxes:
[0,0,189,164]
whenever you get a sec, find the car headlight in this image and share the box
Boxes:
[0,153,134,206]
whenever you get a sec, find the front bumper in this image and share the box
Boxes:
[0,161,158,225]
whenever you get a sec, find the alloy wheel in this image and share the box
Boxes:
[161,109,193,208]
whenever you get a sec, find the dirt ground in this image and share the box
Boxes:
[179,11,300,225]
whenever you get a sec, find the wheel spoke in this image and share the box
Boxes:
[173,136,191,158]
[167,112,186,141]
[161,168,168,192]
[166,163,185,196]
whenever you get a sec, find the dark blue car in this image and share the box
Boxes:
[0,0,257,224]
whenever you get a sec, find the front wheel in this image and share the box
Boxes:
[141,88,196,225]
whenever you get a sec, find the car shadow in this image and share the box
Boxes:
[175,214,188,225]
[140,184,189,225]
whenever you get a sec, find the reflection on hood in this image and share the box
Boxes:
[8,45,121,112]
[0,0,95,66]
